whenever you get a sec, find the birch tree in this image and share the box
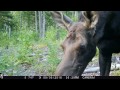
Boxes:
[38,11,46,38]
[35,11,38,32]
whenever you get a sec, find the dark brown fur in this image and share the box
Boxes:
[51,11,97,76]
[55,22,89,76]
[52,11,120,76]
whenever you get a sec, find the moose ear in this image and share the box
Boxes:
[50,11,73,31]
[81,11,99,29]
[90,11,99,29]
[81,11,91,28]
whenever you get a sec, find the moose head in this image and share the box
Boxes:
[51,11,99,76]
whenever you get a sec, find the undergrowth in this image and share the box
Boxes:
[0,26,67,76]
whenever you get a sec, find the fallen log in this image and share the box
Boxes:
[83,67,99,73]
[83,63,120,74]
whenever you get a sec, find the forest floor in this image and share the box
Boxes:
[16,48,120,76]
[82,54,120,76]
[1,46,120,76]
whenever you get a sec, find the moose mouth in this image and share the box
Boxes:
[55,45,96,76]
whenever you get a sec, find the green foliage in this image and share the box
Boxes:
[45,11,56,28]
[11,11,35,31]
[1,11,110,76]
[0,29,38,75]
[34,26,67,75]
[45,11,78,31]
[0,11,14,30]
[63,11,79,21]
[0,24,67,75]
[95,48,99,57]
[111,70,120,76]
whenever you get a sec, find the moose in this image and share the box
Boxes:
[51,11,120,76]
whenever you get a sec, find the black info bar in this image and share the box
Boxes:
[0,76,120,79]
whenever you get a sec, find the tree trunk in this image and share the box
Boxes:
[4,23,11,39]
[35,11,38,32]
[38,11,46,38]
[41,11,45,38]
[74,11,78,21]
[56,25,60,40]
[8,26,11,39]
[38,11,41,38]
[20,11,22,30]
[78,11,81,21]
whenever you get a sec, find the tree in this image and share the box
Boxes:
[38,11,46,38]
[0,11,14,39]
[35,11,38,32]
[0,11,13,31]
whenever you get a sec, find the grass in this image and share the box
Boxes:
[111,70,120,76]
[0,26,67,76]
